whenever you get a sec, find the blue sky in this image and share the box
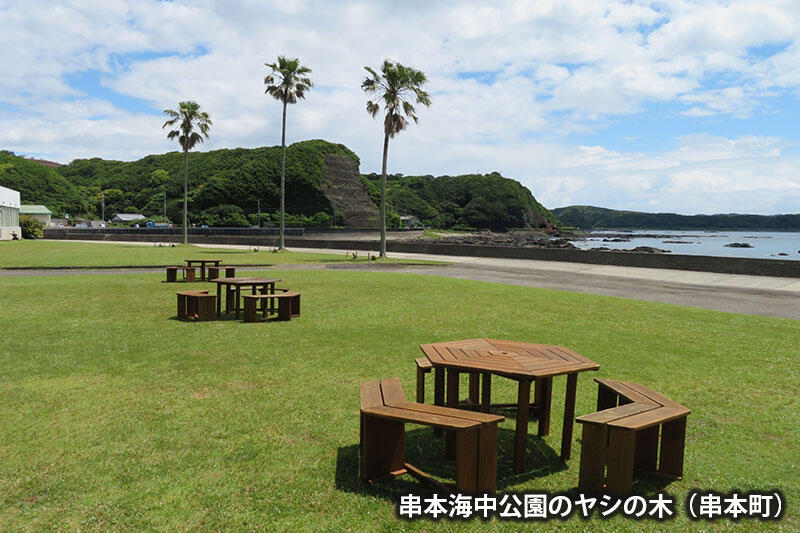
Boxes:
[2,0,800,215]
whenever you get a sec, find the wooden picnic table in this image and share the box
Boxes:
[185,259,222,281]
[214,277,281,319]
[420,338,599,473]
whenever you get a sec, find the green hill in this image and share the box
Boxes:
[363,171,556,232]
[0,151,88,216]
[56,140,362,227]
[553,205,800,230]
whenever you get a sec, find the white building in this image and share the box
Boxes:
[0,185,21,240]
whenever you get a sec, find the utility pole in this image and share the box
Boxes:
[257,199,261,228]
[101,190,105,221]
[163,191,167,221]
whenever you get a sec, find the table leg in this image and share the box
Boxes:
[446,369,460,459]
[468,372,480,405]
[235,287,242,319]
[433,367,445,437]
[514,379,532,473]
[561,373,578,461]
[480,373,491,412]
[216,285,222,316]
[535,377,552,436]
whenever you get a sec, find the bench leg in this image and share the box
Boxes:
[606,427,636,495]
[166,269,177,283]
[658,417,687,479]
[635,426,659,472]
[445,369,460,459]
[277,297,292,321]
[561,373,578,461]
[477,422,499,493]
[208,268,219,281]
[454,426,479,494]
[514,379,532,473]
[360,414,405,482]
[177,294,187,318]
[197,297,216,321]
[597,385,618,411]
[416,366,427,403]
[226,267,235,277]
[243,298,259,323]
[185,268,196,282]
[578,423,607,493]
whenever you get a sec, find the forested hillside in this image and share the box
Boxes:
[362,172,556,231]
[56,140,358,227]
[0,151,88,216]
[553,205,800,230]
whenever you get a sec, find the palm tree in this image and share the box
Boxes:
[264,56,313,250]
[362,60,430,258]
[162,101,212,245]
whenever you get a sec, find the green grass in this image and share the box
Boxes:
[0,246,797,530]
[0,240,437,268]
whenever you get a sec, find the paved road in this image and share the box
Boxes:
[6,240,799,320]
[296,247,800,321]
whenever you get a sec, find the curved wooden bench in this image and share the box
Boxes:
[576,378,690,495]
[166,266,196,283]
[360,377,503,493]
[242,291,300,322]
[176,290,216,321]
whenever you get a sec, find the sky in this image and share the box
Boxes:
[2,0,800,215]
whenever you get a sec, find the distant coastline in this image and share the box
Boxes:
[552,205,800,232]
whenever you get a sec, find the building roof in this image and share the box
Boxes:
[112,213,146,221]
[20,205,53,215]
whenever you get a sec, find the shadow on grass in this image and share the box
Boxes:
[335,426,567,502]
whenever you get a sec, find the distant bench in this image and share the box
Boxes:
[360,377,503,493]
[166,266,197,283]
[576,378,690,495]
[176,290,216,321]
[243,291,301,322]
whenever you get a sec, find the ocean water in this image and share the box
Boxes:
[569,230,800,261]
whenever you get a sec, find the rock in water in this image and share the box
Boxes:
[724,242,753,248]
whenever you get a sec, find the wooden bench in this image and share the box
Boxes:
[207,266,236,281]
[242,291,300,322]
[576,378,690,495]
[166,266,196,283]
[360,377,503,493]
[176,290,216,321]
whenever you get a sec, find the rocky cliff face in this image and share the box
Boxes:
[320,154,379,228]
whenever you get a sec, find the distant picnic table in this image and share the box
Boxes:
[185,259,222,281]
[214,277,280,319]
[420,338,599,473]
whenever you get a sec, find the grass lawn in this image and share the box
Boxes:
[0,240,436,268]
[0,245,797,530]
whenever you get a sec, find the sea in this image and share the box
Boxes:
[568,230,800,261]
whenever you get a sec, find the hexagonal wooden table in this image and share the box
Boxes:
[420,338,599,473]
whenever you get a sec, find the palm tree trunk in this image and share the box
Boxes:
[279,100,287,250]
[380,133,389,259]
[183,148,188,246]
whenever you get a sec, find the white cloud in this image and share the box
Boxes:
[2,0,800,214]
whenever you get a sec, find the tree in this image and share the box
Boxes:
[162,101,212,245]
[264,56,313,249]
[362,60,430,258]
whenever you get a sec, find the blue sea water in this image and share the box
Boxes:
[569,230,800,261]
